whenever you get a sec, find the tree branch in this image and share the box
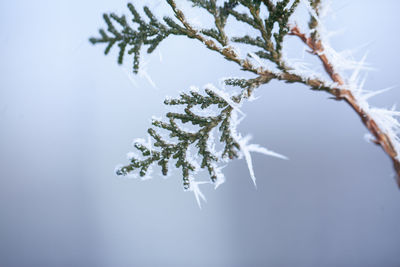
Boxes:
[289,25,400,187]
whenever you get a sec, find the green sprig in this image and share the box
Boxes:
[116,87,244,189]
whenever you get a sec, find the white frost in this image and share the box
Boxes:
[369,107,400,161]
[212,164,226,189]
[204,83,245,115]
[132,136,153,150]
[297,0,400,163]
[230,108,287,187]
[187,176,210,209]
[235,134,288,187]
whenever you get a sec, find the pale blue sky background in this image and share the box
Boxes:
[1,1,400,266]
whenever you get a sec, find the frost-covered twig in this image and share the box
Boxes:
[289,3,400,186]
[90,0,400,206]
[116,83,285,188]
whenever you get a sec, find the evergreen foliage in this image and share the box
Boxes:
[91,0,303,189]
[91,0,400,200]
[116,87,245,189]
[89,3,183,73]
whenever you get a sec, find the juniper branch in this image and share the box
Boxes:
[116,87,249,188]
[91,0,400,199]
[289,25,400,187]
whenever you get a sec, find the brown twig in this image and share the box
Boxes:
[289,25,400,187]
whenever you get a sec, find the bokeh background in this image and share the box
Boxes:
[1,0,400,266]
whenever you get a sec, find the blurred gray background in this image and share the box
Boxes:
[1,0,400,266]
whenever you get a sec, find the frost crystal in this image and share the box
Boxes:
[187,177,209,208]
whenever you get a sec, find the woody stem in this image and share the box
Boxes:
[289,26,400,187]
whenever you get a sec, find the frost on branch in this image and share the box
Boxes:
[116,84,286,199]
[88,1,240,73]
[294,0,400,181]
[89,0,302,75]
[92,0,400,206]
